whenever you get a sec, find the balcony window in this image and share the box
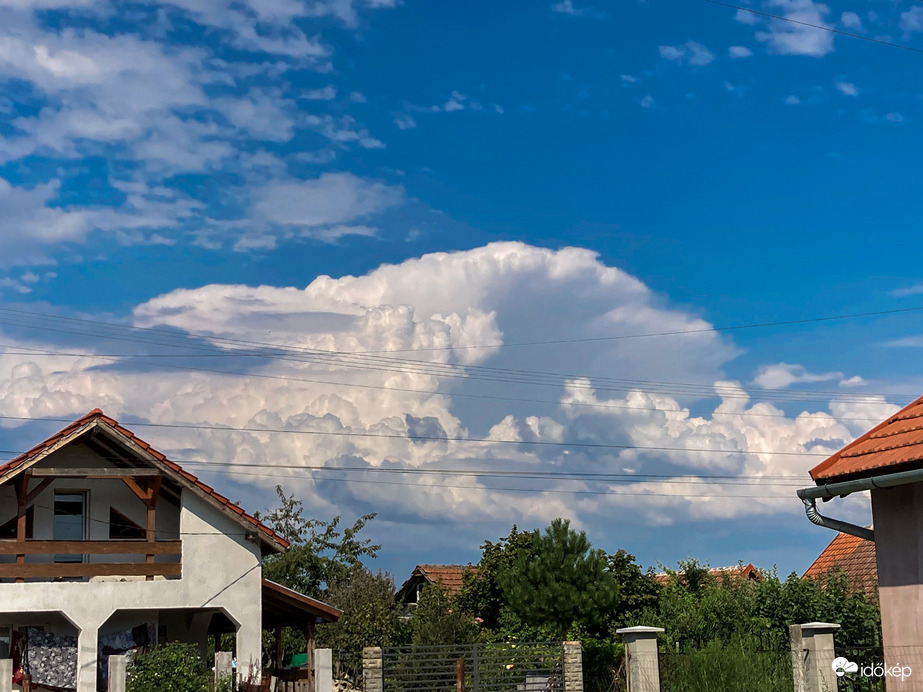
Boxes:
[54,492,87,563]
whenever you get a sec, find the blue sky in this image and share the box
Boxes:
[2,0,923,583]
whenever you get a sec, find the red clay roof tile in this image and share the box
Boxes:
[810,396,923,482]
[0,409,288,552]
[803,531,877,598]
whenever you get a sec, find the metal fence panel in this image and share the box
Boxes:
[381,642,564,692]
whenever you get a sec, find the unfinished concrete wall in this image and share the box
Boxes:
[871,482,923,691]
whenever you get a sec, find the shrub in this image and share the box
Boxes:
[126,642,212,692]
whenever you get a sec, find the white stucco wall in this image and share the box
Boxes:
[0,489,264,692]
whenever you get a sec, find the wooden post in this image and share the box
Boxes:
[303,621,316,692]
[275,626,283,672]
[145,477,161,581]
[15,477,27,584]
[456,656,465,692]
[22,674,32,692]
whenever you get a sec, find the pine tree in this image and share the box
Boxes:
[499,518,619,640]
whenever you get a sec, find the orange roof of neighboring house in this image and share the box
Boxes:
[810,396,923,482]
[803,531,878,598]
[0,409,288,553]
[654,563,762,585]
[397,564,478,600]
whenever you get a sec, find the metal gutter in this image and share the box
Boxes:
[796,466,923,543]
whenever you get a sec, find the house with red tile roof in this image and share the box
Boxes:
[396,564,478,607]
[0,410,340,692]
[798,395,923,682]
[653,562,762,586]
[802,530,878,599]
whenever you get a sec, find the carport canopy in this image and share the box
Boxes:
[262,578,341,676]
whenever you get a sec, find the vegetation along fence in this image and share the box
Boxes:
[658,643,793,692]
[380,642,565,692]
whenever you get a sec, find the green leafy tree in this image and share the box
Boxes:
[410,583,480,646]
[258,486,380,597]
[500,518,619,640]
[455,525,535,630]
[126,642,211,692]
[606,549,661,630]
[317,564,406,674]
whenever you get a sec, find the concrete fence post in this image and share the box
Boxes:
[108,655,127,692]
[0,659,12,692]
[800,622,840,692]
[363,647,383,692]
[216,651,234,686]
[789,624,806,692]
[563,641,584,692]
[316,648,333,692]
[616,627,664,692]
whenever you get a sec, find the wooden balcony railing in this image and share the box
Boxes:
[0,540,182,579]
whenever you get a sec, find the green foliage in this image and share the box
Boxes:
[500,518,619,640]
[607,549,661,630]
[659,635,793,692]
[126,642,211,692]
[258,486,380,598]
[455,526,535,630]
[318,564,406,671]
[410,583,480,646]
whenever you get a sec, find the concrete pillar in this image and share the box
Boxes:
[1,658,12,692]
[800,622,840,692]
[216,650,234,686]
[188,612,213,662]
[563,641,583,692]
[616,627,663,692]
[788,624,806,692]
[316,648,333,692]
[108,655,126,692]
[75,616,105,692]
[363,647,383,692]
[236,616,262,684]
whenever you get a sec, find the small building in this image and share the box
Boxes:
[798,395,923,687]
[0,409,340,692]
[802,529,878,599]
[653,562,762,586]
[396,564,477,608]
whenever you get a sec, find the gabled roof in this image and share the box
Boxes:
[396,564,477,601]
[0,409,288,553]
[810,396,923,482]
[803,530,878,598]
[654,563,762,585]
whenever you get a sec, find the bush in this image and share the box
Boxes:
[126,642,212,692]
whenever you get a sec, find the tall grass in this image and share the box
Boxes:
[659,637,792,692]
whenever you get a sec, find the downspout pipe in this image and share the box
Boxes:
[797,466,923,542]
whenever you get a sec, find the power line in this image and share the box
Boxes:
[197,466,802,501]
[0,343,903,419]
[703,0,923,55]
[0,413,832,456]
[0,307,906,405]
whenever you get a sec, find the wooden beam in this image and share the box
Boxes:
[25,478,54,505]
[29,468,163,478]
[122,477,149,501]
[0,540,182,555]
[0,561,182,579]
[15,476,27,584]
[275,626,283,672]
[146,476,162,581]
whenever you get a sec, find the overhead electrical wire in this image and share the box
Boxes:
[0,412,832,456]
[0,343,904,421]
[703,0,923,55]
[0,306,914,403]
